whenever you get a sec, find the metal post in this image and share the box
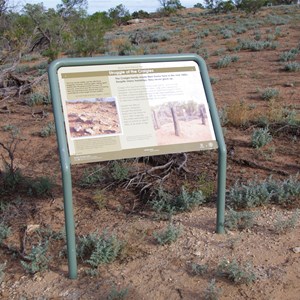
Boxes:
[48,61,78,279]
[195,55,227,234]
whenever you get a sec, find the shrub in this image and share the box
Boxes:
[225,208,258,231]
[273,210,299,234]
[216,55,239,68]
[79,165,104,187]
[218,106,228,126]
[0,223,11,244]
[284,62,300,72]
[217,259,256,285]
[261,88,279,101]
[0,262,6,284]
[228,175,300,209]
[192,37,202,48]
[27,176,54,197]
[220,28,233,39]
[204,279,222,300]
[191,263,208,276]
[40,122,56,137]
[26,92,51,106]
[227,179,272,209]
[197,48,209,59]
[237,39,278,51]
[279,48,299,62]
[110,160,130,181]
[251,127,272,148]
[210,76,218,85]
[149,31,171,43]
[152,187,205,215]
[107,285,129,300]
[77,230,122,269]
[153,223,182,245]
[21,242,51,274]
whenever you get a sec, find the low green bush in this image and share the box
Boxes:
[21,242,51,274]
[217,259,256,285]
[284,62,300,72]
[77,230,122,269]
[251,127,272,148]
[216,55,239,68]
[153,223,182,245]
[261,88,279,101]
[225,208,258,231]
[228,175,300,209]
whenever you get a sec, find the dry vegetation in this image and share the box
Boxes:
[0,4,300,300]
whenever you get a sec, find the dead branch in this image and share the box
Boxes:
[232,158,289,176]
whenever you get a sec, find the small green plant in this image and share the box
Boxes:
[21,242,51,274]
[192,37,202,48]
[216,55,239,68]
[0,223,11,244]
[77,230,122,269]
[210,76,218,85]
[0,262,6,284]
[284,62,300,72]
[204,279,222,300]
[197,48,209,59]
[227,179,272,209]
[261,88,279,101]
[218,106,228,126]
[279,48,299,62]
[225,208,258,231]
[237,39,278,51]
[27,176,54,197]
[107,285,129,300]
[197,174,215,198]
[273,210,299,234]
[21,53,41,62]
[191,263,208,276]
[228,175,300,209]
[149,31,171,43]
[26,92,51,107]
[220,28,233,39]
[110,160,130,181]
[251,127,272,148]
[152,187,205,216]
[217,259,256,285]
[79,165,104,187]
[40,122,55,137]
[153,223,182,245]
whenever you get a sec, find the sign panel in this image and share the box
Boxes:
[57,60,217,164]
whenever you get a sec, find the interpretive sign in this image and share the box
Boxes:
[57,61,218,164]
[48,54,226,279]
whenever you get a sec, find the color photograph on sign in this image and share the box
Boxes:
[57,61,217,164]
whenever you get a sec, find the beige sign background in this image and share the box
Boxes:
[57,61,217,164]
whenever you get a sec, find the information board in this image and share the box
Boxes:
[57,61,218,164]
[49,54,226,279]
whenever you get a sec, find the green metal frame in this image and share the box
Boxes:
[48,54,226,279]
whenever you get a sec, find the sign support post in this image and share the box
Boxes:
[197,59,227,234]
[49,65,77,279]
[48,54,226,279]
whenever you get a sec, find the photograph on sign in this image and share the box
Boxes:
[57,61,217,164]
[65,97,122,138]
